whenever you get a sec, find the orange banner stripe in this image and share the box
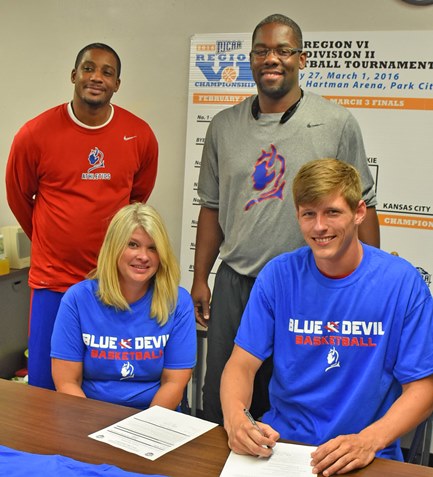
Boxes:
[378,213,433,230]
[193,93,433,110]
[193,93,252,105]
[324,96,433,111]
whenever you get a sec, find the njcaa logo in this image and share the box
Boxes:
[82,147,111,180]
[216,40,242,54]
[195,40,255,87]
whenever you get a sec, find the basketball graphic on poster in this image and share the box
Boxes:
[222,67,237,83]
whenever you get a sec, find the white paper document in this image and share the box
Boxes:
[89,405,217,461]
[219,442,316,477]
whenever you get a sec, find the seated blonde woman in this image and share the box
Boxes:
[51,203,196,410]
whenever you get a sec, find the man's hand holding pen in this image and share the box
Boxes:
[224,408,280,457]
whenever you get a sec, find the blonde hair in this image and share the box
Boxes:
[292,158,362,211]
[89,203,180,326]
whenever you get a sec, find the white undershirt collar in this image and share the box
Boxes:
[67,102,114,129]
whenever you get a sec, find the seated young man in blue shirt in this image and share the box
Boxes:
[221,158,433,476]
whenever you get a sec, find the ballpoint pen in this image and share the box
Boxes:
[243,408,272,451]
[243,408,264,436]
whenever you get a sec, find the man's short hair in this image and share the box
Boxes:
[292,158,362,211]
[74,43,121,78]
[252,14,303,49]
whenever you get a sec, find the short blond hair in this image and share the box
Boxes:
[89,203,180,326]
[292,158,362,211]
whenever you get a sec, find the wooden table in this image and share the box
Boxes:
[0,379,432,476]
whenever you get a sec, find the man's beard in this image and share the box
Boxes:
[82,96,107,108]
[256,77,294,100]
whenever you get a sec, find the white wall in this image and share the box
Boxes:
[0,0,432,257]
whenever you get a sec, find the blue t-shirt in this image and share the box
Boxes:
[236,244,433,461]
[51,280,196,409]
[0,445,167,477]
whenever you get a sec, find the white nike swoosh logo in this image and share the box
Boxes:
[124,135,137,141]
